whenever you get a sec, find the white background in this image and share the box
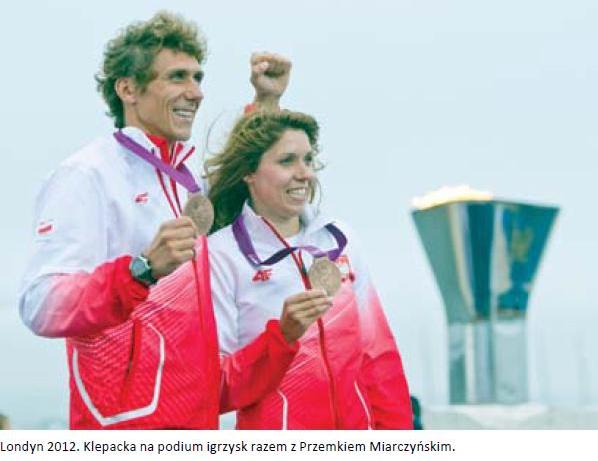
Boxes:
[1,430,596,460]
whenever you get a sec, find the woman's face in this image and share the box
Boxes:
[245,129,316,224]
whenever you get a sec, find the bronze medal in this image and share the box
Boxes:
[308,257,342,297]
[183,194,214,236]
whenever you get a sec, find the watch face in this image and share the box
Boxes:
[130,256,154,285]
[130,257,149,278]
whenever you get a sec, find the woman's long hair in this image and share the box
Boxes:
[205,110,321,233]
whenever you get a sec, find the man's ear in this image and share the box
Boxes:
[243,174,254,185]
[115,77,137,105]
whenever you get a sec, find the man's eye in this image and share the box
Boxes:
[170,71,185,81]
[194,72,204,84]
[279,156,294,165]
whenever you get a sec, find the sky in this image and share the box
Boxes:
[1,0,597,428]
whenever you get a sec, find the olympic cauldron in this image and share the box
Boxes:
[411,188,558,404]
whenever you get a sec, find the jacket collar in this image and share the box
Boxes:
[119,126,196,169]
[239,201,334,249]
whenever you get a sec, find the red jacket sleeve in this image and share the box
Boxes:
[219,319,299,413]
[22,255,149,338]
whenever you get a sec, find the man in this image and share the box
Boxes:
[19,11,324,429]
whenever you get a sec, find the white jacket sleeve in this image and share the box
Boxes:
[18,165,147,337]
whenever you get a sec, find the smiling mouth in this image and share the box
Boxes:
[172,108,196,122]
[287,187,308,200]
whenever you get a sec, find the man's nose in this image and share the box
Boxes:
[185,79,203,102]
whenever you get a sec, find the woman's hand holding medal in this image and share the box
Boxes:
[279,289,333,343]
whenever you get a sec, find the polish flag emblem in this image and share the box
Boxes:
[134,192,149,204]
[36,220,54,236]
[336,254,356,283]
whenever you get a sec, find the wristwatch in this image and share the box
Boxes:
[129,254,158,287]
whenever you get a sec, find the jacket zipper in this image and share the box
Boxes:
[295,254,339,428]
[262,218,340,428]
[261,217,340,428]
[156,146,216,424]
[315,315,339,428]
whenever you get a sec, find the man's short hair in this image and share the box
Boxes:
[96,11,207,128]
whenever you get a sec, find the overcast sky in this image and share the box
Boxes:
[1,0,597,428]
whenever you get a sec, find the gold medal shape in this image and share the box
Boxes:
[308,257,342,297]
[183,194,214,236]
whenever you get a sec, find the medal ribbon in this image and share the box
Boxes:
[114,130,201,193]
[232,213,347,267]
[115,133,207,335]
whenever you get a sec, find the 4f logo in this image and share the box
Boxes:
[252,269,272,282]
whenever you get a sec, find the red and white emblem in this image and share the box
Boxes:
[336,254,355,283]
[134,192,149,204]
[36,220,54,236]
[252,269,272,282]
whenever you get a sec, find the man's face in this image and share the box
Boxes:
[127,49,203,142]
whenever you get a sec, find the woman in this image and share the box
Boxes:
[207,110,412,429]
